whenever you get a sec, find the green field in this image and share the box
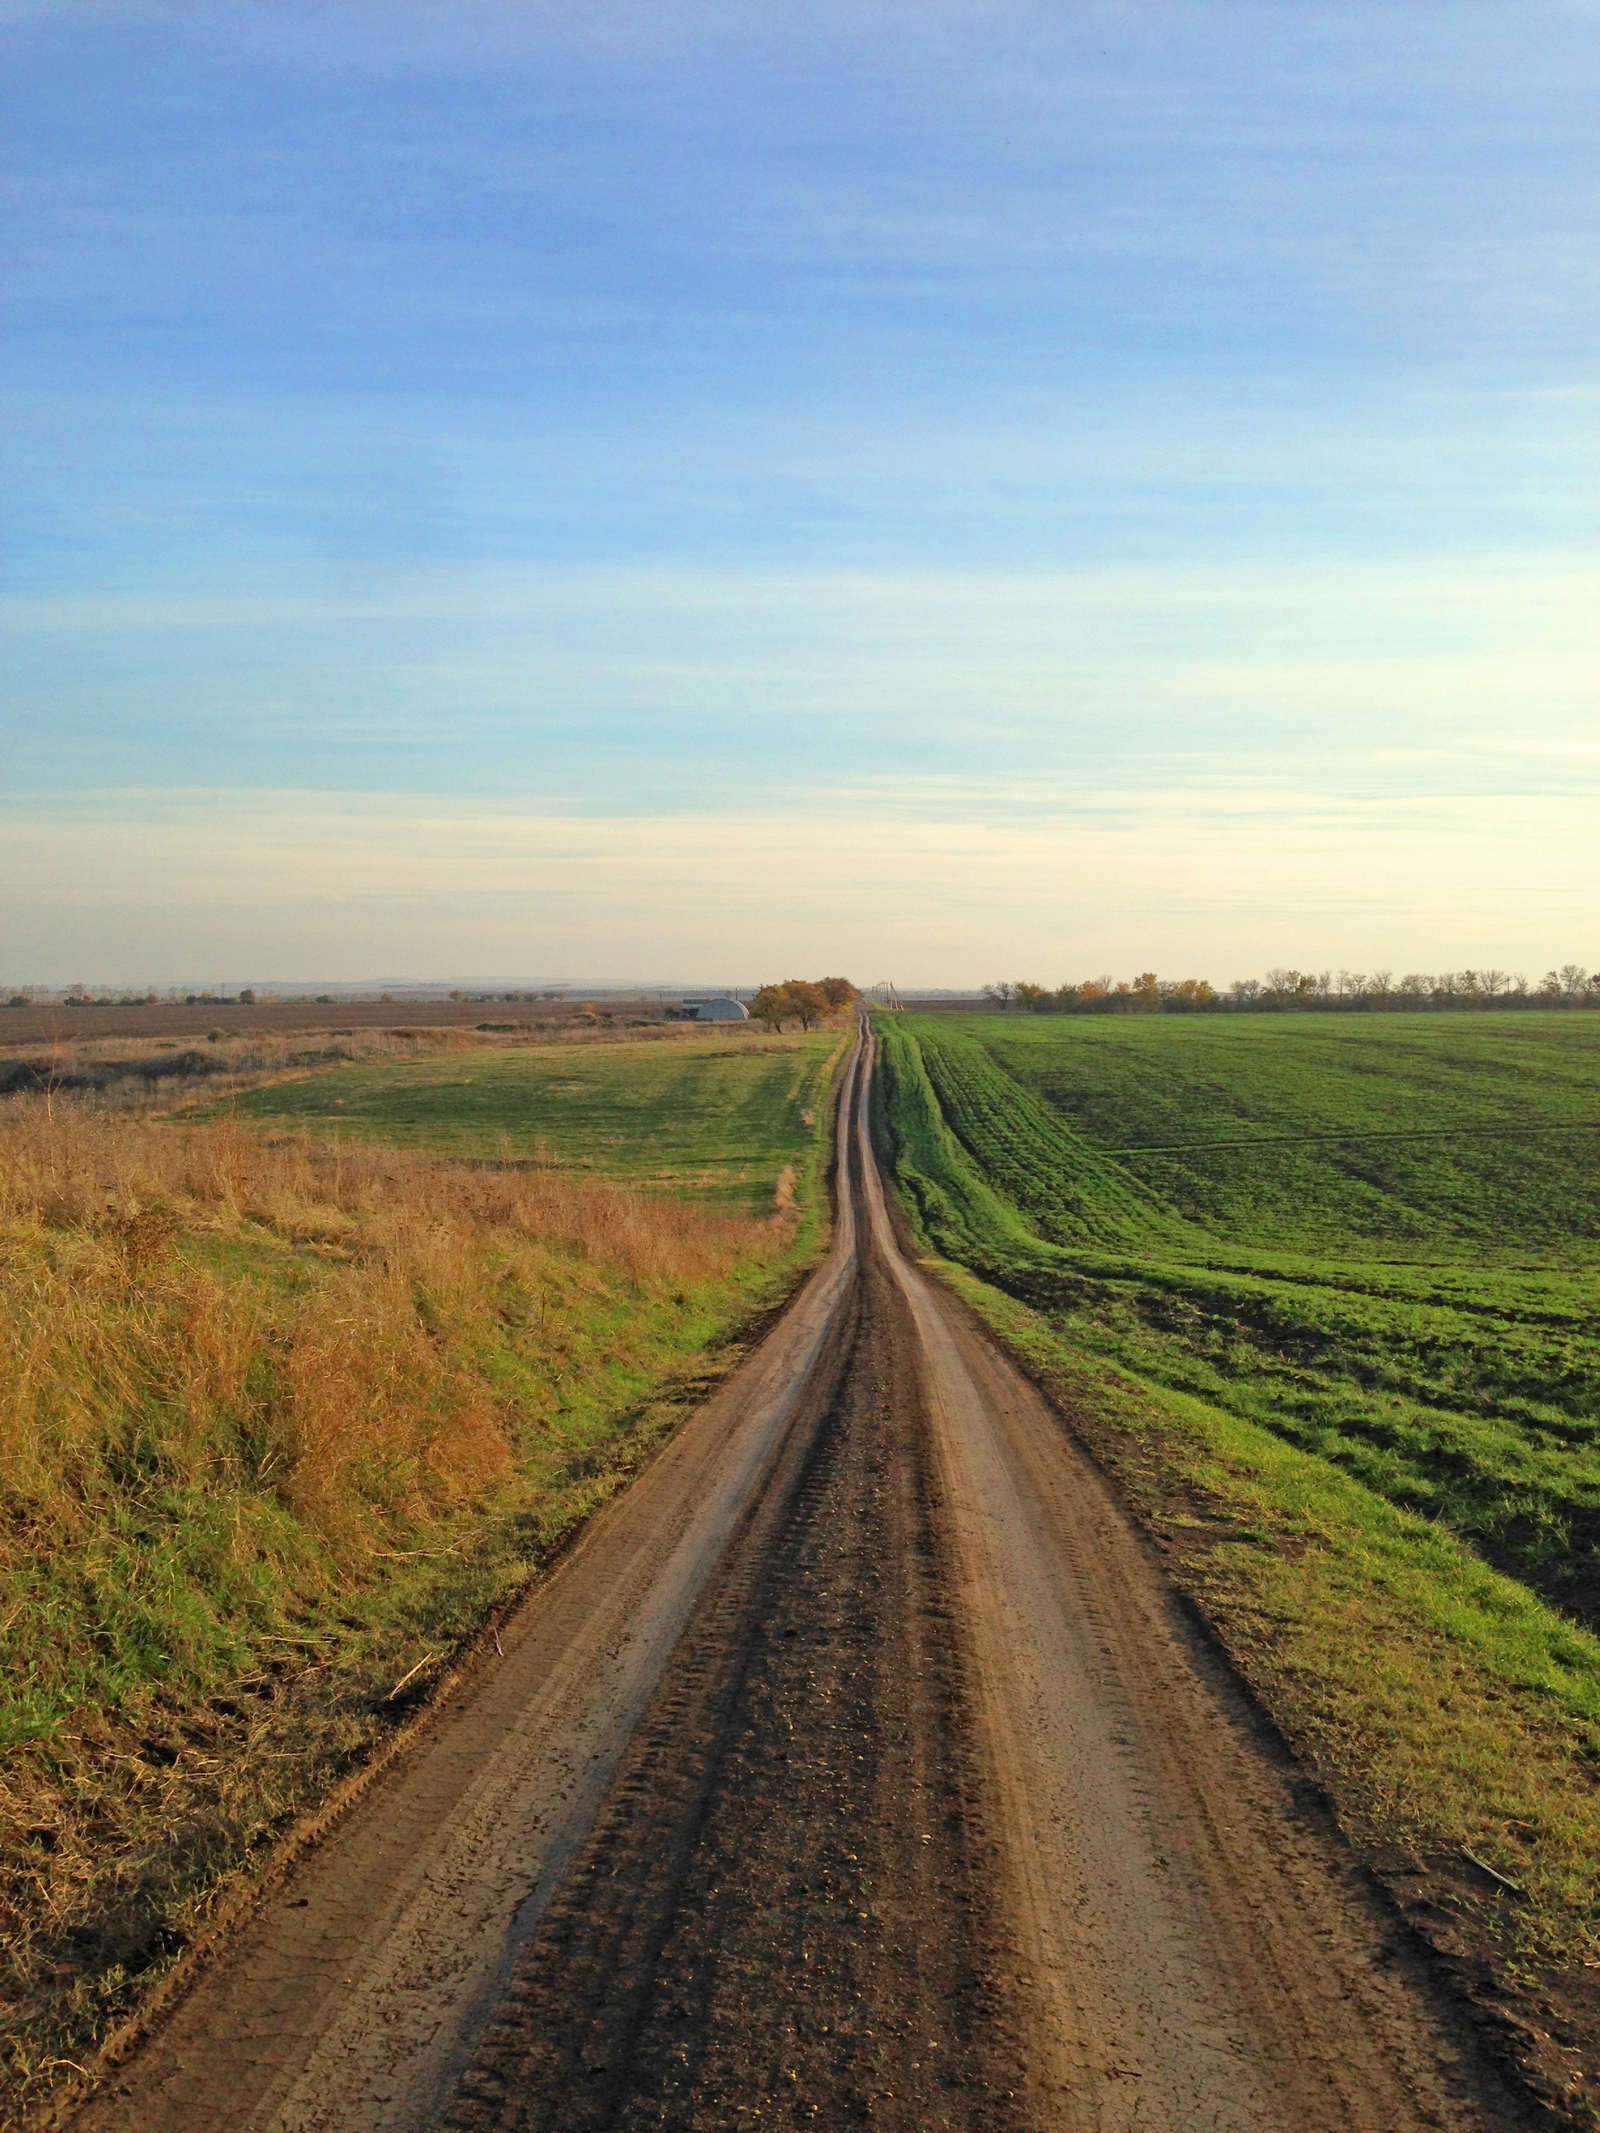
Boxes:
[978,1011,1600,1255]
[875,1009,1600,1985]
[222,1030,841,1210]
[880,1011,1600,1615]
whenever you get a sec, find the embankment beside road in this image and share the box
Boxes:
[0,1064,840,2126]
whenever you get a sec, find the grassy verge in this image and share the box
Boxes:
[219,1029,839,1209]
[0,1031,845,2123]
[0,1011,761,1121]
[873,1011,1600,2121]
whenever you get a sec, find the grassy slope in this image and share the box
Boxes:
[1,1032,845,2120]
[224,1031,834,1209]
[897,1014,1600,1620]
[874,1009,1600,2094]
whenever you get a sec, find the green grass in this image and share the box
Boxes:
[978,1009,1600,1254]
[881,1012,1600,1620]
[874,1009,1600,1997]
[220,1031,839,1211]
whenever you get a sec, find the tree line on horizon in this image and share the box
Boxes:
[981,964,1600,1015]
[751,977,859,1030]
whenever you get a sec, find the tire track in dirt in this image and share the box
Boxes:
[437,1136,1036,2132]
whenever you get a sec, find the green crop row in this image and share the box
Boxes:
[981,1010,1600,1254]
[875,1013,1600,1627]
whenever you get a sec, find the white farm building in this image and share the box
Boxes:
[681,995,749,1022]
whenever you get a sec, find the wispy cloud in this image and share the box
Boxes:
[5,784,1594,987]
[6,557,1595,811]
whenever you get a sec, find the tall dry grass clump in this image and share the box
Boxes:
[1,1102,783,1733]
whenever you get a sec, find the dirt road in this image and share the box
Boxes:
[76,1026,1530,2132]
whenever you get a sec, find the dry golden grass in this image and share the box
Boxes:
[1,1103,775,1567]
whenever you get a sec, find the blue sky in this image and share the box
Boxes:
[3,0,1596,985]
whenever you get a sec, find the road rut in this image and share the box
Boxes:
[75,1025,1531,2132]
